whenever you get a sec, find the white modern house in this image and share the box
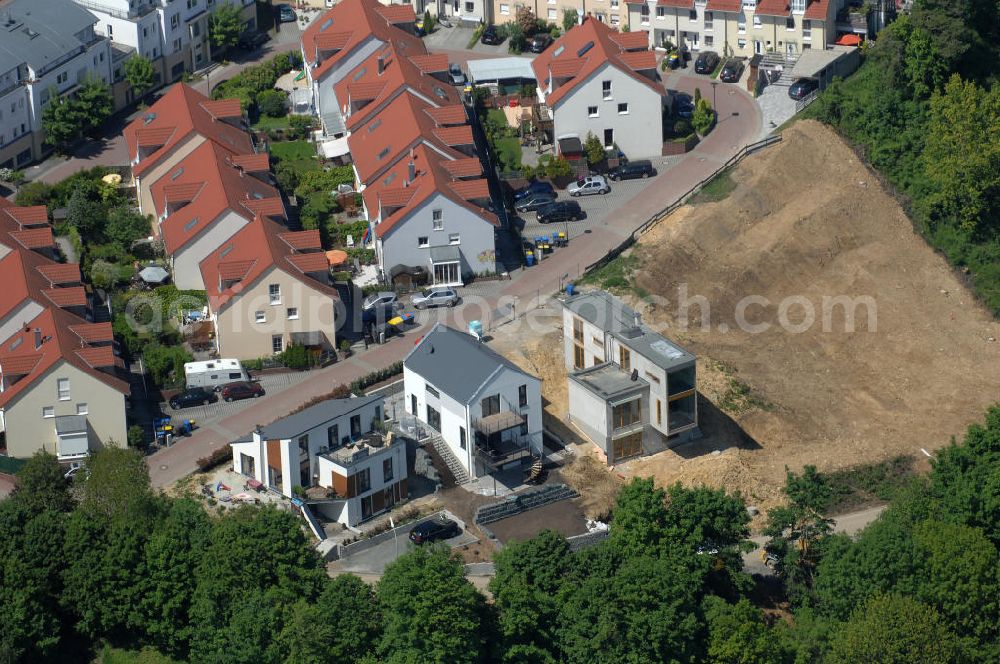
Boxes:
[231,394,409,527]
[0,0,114,168]
[403,323,543,480]
[562,290,699,463]
[532,17,665,159]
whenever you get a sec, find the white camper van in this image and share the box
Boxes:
[184,359,250,391]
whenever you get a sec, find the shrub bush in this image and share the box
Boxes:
[257,89,287,117]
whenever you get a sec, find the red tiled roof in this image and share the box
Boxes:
[200,215,340,312]
[373,2,415,23]
[242,197,286,219]
[610,31,651,50]
[441,157,481,178]
[433,125,473,146]
[231,154,270,172]
[301,0,418,83]
[449,178,490,201]
[755,0,789,15]
[136,126,176,147]
[425,105,467,126]
[409,53,449,73]
[37,263,81,286]
[657,0,692,6]
[75,346,117,369]
[10,228,54,250]
[533,18,664,108]
[69,322,113,344]
[804,0,831,19]
[379,188,418,208]
[315,30,355,51]
[0,247,49,318]
[124,84,253,178]
[218,260,257,281]
[287,252,331,273]
[706,0,742,11]
[348,93,442,182]
[620,50,657,71]
[3,206,48,227]
[151,141,281,255]
[163,182,205,203]
[279,230,322,251]
[0,354,43,376]
[347,80,388,102]
[43,287,86,308]
[200,99,242,119]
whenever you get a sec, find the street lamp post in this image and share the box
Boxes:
[710,81,719,117]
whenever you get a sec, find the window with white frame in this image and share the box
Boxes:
[602,80,612,99]
[753,14,761,27]
[704,34,714,46]
[418,236,429,247]
[587,105,599,117]
[640,4,649,23]
[791,0,805,10]
[610,13,619,25]
[286,307,298,320]
[255,311,266,323]
[610,0,618,8]
[432,209,443,230]
[618,102,629,114]
[57,72,68,85]
[656,5,664,17]
[76,403,88,415]
[704,10,713,29]
[548,8,557,19]
[786,16,794,29]
[57,378,70,401]
[742,0,756,6]
[500,2,509,12]
[738,12,747,32]
[688,8,697,20]
[737,38,747,48]
[449,233,460,245]
[268,284,281,304]
[173,38,182,52]
[465,0,474,11]
[42,406,54,418]
[802,18,811,38]
[272,335,283,353]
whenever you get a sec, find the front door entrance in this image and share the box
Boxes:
[754,40,763,54]
[786,42,796,55]
[433,261,459,285]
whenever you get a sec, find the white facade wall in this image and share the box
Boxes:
[378,193,496,284]
[470,368,543,455]
[169,210,249,290]
[89,5,165,61]
[562,307,608,371]
[403,366,473,473]
[548,63,663,160]
[28,36,114,135]
[566,377,609,443]
[0,83,33,151]
[316,440,406,526]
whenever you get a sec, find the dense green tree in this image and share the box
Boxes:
[608,477,669,557]
[14,180,53,207]
[561,7,578,32]
[41,91,83,153]
[703,596,789,664]
[692,98,714,135]
[66,185,107,240]
[376,546,490,664]
[78,447,157,522]
[583,132,605,166]
[141,498,214,657]
[257,89,287,117]
[105,206,152,250]
[281,574,380,663]
[124,55,156,97]
[11,451,73,513]
[826,594,961,664]
[209,3,243,53]
[490,529,570,661]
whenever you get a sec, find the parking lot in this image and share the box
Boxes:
[329,512,479,574]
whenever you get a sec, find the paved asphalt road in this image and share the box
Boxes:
[330,515,479,575]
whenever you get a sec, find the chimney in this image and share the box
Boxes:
[633,312,641,328]
[33,328,41,350]
[408,161,415,182]
[377,55,385,75]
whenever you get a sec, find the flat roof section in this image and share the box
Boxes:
[570,363,647,401]
[467,57,537,84]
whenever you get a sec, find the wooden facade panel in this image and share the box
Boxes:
[266,439,282,472]
[398,477,408,499]
[331,470,347,497]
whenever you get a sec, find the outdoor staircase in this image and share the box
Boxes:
[427,434,471,485]
[759,51,800,87]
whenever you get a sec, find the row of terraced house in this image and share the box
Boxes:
[0,0,256,169]
[301,0,498,286]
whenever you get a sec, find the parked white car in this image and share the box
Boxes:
[568,175,610,197]
[412,287,459,309]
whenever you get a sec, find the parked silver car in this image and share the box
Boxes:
[567,175,610,197]
[363,291,398,310]
[412,287,459,309]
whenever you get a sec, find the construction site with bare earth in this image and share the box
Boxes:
[489,120,1000,524]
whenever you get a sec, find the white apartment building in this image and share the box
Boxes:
[0,0,113,167]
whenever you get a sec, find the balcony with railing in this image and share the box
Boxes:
[74,0,158,20]
[473,409,530,468]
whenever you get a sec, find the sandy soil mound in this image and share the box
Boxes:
[618,120,1000,510]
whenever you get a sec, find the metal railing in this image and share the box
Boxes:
[74,0,157,19]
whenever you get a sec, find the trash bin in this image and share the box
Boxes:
[534,248,543,263]
[566,282,575,296]
[525,252,535,267]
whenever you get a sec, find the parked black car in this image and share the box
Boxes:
[409,518,460,544]
[513,180,555,201]
[237,30,269,51]
[673,93,694,118]
[694,51,720,75]
[529,33,553,53]
[608,160,656,181]
[788,77,820,100]
[537,200,583,224]
[169,387,218,410]
[481,24,504,45]
[515,192,557,212]
[719,58,745,83]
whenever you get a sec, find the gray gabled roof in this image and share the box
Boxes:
[404,323,538,404]
[258,393,383,440]
[0,0,99,74]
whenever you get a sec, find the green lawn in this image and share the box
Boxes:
[252,114,292,131]
[269,140,316,162]
[486,108,508,127]
[98,647,181,664]
[689,167,737,204]
[495,137,523,170]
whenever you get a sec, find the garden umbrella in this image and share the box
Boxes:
[139,266,170,284]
